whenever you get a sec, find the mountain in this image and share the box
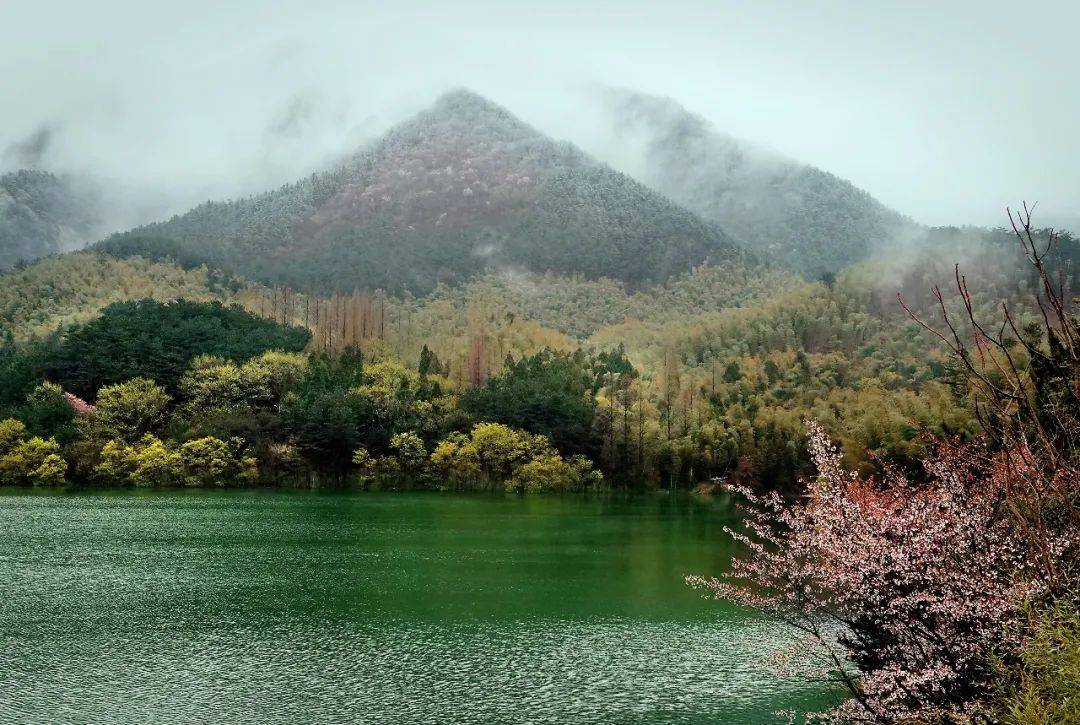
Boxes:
[0,170,102,270]
[102,90,747,296]
[603,89,917,279]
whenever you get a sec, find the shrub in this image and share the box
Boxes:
[179,436,257,487]
[0,418,67,486]
[95,435,181,487]
[506,453,602,493]
[85,378,171,443]
[689,422,1069,722]
[996,600,1080,724]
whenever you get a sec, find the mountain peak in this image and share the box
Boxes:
[106,89,745,295]
[432,88,505,113]
[604,88,914,277]
[401,88,541,144]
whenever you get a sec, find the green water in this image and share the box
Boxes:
[0,489,839,723]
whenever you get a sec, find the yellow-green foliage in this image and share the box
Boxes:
[94,433,256,487]
[0,252,240,340]
[0,418,67,486]
[351,446,377,482]
[430,422,550,486]
[388,432,427,471]
[177,351,308,421]
[507,453,602,493]
[84,378,171,443]
[1,244,1021,488]
[178,436,257,487]
[95,435,182,487]
[394,264,796,341]
[997,600,1080,724]
[429,422,599,491]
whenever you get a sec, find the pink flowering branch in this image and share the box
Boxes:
[690,421,1070,722]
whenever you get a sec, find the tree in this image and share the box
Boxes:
[506,453,601,493]
[179,436,257,487]
[691,423,1062,722]
[41,298,310,397]
[429,422,555,489]
[20,382,76,443]
[418,344,434,378]
[84,378,171,443]
[389,432,427,473]
[460,348,595,457]
[95,435,181,487]
[0,418,66,486]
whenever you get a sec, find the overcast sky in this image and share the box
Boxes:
[1,0,1077,229]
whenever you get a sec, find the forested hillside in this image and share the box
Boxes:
[604,89,917,278]
[4,219,1073,490]
[101,90,747,295]
[0,170,102,269]
[0,252,247,340]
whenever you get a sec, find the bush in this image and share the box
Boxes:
[506,453,602,493]
[996,600,1080,724]
[0,418,67,486]
[430,422,600,492]
[94,435,181,487]
[389,432,427,473]
[179,436,257,487]
[84,378,171,443]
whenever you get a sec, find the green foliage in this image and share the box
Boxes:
[282,352,457,469]
[461,349,596,457]
[0,251,238,341]
[42,298,309,397]
[351,446,377,482]
[0,418,66,486]
[0,334,61,408]
[428,422,600,492]
[18,382,76,443]
[95,435,181,487]
[996,600,1080,724]
[84,378,171,443]
[389,432,427,472]
[178,436,257,488]
[506,453,602,493]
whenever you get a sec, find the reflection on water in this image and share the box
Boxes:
[0,490,839,723]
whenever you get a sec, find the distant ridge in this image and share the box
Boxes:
[102,89,747,295]
[604,89,917,278]
[1,170,102,269]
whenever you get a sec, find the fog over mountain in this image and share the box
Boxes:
[2,1,1077,234]
[599,89,919,278]
[0,170,103,269]
[103,90,745,294]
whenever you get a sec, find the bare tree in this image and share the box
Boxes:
[899,203,1078,592]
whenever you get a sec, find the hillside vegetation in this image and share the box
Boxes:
[100,90,747,295]
[0,170,102,269]
[605,89,916,278]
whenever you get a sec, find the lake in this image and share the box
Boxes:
[0,489,839,723]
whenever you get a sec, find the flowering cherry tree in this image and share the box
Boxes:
[690,422,1070,722]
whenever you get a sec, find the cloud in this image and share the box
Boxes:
[0,0,1076,230]
[2,124,57,169]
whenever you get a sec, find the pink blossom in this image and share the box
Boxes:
[690,421,1074,722]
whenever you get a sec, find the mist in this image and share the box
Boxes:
[2,0,1078,234]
